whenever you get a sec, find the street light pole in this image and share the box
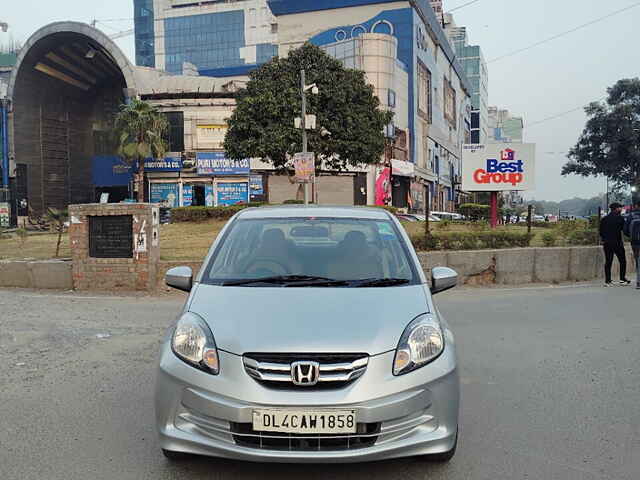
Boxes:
[300,69,309,205]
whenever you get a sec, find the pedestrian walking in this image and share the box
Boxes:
[600,202,631,287]
[624,199,640,289]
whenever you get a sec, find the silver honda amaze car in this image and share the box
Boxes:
[156,206,460,463]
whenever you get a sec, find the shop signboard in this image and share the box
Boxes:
[375,167,391,206]
[196,124,227,149]
[391,159,415,177]
[196,152,250,176]
[91,156,132,187]
[205,185,215,206]
[409,182,425,212]
[462,143,536,192]
[0,202,9,227]
[249,174,264,201]
[294,152,315,183]
[182,185,193,207]
[217,182,248,206]
[150,183,179,208]
[144,155,183,172]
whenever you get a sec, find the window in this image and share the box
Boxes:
[163,112,184,152]
[417,61,432,123]
[164,11,247,74]
[443,77,456,129]
[388,89,396,108]
[202,217,418,285]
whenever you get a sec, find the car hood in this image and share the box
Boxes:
[188,284,430,355]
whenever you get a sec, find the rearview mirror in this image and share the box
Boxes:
[165,266,193,292]
[431,267,458,294]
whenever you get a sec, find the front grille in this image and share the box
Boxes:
[243,353,369,389]
[230,422,381,451]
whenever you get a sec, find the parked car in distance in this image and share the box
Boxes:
[430,211,463,221]
[397,213,441,222]
[157,206,460,464]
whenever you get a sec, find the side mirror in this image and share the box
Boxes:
[165,266,193,292]
[431,267,458,295]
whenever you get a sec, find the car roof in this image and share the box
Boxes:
[237,205,393,220]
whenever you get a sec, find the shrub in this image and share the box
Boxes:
[283,199,304,204]
[554,219,588,240]
[566,229,599,246]
[436,219,451,231]
[410,230,533,251]
[171,205,250,222]
[541,231,558,247]
[468,220,489,231]
[459,203,490,221]
[532,221,555,228]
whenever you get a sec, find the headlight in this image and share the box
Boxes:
[172,312,219,374]
[393,314,444,375]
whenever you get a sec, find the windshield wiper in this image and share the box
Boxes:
[348,278,411,287]
[222,275,343,286]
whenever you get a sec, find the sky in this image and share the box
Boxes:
[1,0,639,201]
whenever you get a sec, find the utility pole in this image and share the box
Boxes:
[301,69,309,205]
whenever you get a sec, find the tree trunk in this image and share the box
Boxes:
[55,228,62,258]
[137,160,145,203]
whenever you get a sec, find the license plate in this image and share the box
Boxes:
[252,409,357,434]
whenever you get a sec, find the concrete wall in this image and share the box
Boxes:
[0,246,636,291]
[417,246,637,286]
[0,260,72,289]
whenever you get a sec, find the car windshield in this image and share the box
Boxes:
[202,217,418,286]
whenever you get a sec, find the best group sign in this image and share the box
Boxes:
[462,143,536,192]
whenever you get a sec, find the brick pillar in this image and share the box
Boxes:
[68,203,160,292]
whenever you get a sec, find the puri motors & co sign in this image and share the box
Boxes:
[461,143,536,192]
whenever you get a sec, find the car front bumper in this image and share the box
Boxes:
[155,345,459,463]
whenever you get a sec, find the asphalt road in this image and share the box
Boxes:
[1,284,639,480]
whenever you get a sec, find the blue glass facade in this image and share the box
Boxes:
[134,0,155,67]
[256,43,278,64]
[164,11,246,74]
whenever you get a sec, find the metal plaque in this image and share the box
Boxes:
[89,215,133,258]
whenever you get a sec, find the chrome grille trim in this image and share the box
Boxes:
[243,353,369,388]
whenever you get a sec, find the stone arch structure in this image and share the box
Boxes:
[8,22,138,214]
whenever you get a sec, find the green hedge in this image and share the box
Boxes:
[566,229,599,246]
[171,203,264,222]
[459,203,490,221]
[411,231,534,251]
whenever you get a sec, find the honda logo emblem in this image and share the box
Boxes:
[291,361,320,386]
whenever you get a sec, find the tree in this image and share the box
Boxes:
[224,43,394,174]
[45,207,68,258]
[115,99,169,202]
[563,78,640,201]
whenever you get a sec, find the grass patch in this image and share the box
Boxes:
[159,220,227,261]
[0,218,600,262]
[0,231,71,260]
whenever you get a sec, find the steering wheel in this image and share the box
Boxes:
[245,257,291,275]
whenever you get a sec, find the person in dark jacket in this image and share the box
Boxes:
[600,203,631,286]
[624,199,640,289]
